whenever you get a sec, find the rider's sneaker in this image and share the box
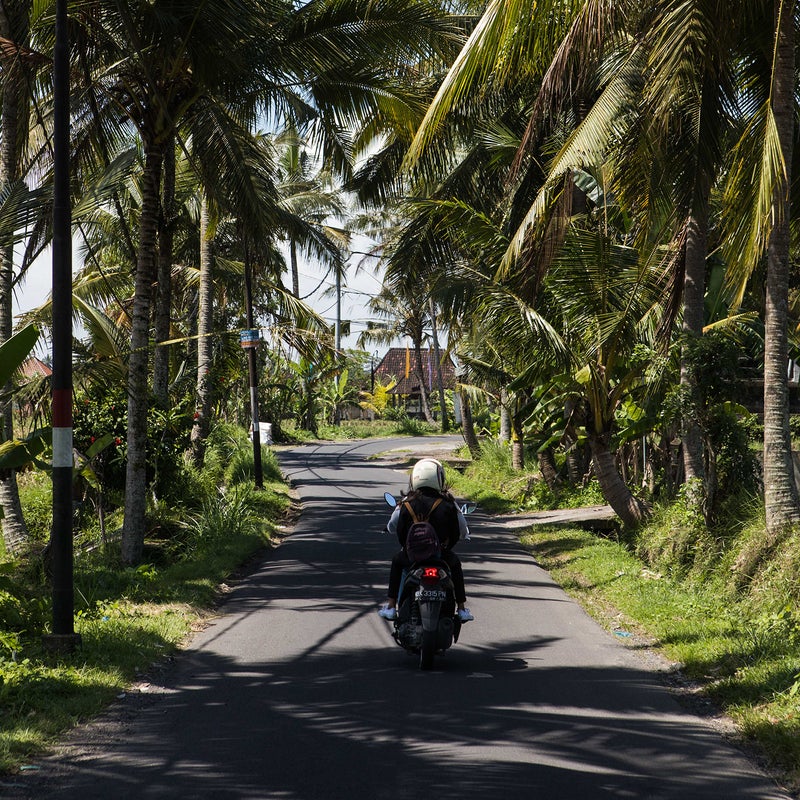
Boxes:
[378,604,397,620]
[457,608,474,622]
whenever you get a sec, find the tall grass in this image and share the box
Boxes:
[181,484,263,556]
[0,422,291,772]
[522,524,800,784]
[448,438,800,786]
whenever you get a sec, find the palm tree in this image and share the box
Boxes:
[274,126,347,302]
[764,0,800,533]
[760,0,800,531]
[190,193,214,465]
[61,0,460,564]
[718,0,800,533]
[360,285,437,424]
[0,0,38,552]
[634,1,742,489]
[153,138,177,408]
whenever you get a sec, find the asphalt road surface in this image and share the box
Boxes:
[4,437,793,799]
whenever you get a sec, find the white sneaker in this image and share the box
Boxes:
[378,605,396,620]
[457,608,474,622]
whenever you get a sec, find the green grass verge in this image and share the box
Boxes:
[521,526,800,790]
[0,481,291,774]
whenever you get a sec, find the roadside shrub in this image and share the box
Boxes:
[707,406,761,510]
[17,472,52,541]
[0,563,47,655]
[473,439,514,476]
[224,445,282,486]
[73,385,197,512]
[636,480,719,580]
[203,423,250,484]
[181,484,262,557]
[72,385,129,496]
[556,479,606,509]
[732,527,800,604]
[397,415,434,436]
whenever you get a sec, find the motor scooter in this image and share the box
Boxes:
[382,492,475,670]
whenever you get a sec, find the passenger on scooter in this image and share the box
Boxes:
[378,457,474,623]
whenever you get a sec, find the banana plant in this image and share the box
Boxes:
[0,324,38,389]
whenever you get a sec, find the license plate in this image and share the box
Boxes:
[417,589,447,601]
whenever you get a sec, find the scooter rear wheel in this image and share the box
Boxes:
[420,630,436,670]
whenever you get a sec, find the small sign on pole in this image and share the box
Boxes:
[239,328,261,348]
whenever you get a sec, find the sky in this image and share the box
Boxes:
[294,244,389,352]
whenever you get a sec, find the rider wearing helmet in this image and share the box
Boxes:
[378,457,474,622]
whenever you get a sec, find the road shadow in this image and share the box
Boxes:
[4,439,789,800]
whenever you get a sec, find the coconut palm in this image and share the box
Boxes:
[274,125,347,301]
[0,324,39,552]
[190,193,214,465]
[761,0,800,531]
[721,0,800,531]
[53,0,461,564]
[629,1,742,489]
[0,1,37,551]
[358,284,437,424]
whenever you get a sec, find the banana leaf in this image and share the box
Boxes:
[0,324,39,386]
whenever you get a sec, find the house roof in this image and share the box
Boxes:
[374,347,456,394]
[20,357,52,378]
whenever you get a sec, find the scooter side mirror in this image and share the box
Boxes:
[384,492,398,509]
[460,502,477,515]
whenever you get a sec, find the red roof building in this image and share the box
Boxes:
[20,357,52,379]
[373,347,457,417]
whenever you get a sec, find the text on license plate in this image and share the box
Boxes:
[417,589,447,601]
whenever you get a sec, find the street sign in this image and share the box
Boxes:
[239,328,261,348]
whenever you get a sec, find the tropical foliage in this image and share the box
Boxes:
[1,0,800,653]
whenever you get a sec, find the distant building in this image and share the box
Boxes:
[19,357,52,379]
[373,347,458,419]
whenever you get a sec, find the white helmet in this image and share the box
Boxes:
[411,458,445,492]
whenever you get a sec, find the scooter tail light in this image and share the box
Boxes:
[423,567,440,579]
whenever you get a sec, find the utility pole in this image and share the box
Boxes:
[243,241,263,489]
[335,268,341,352]
[45,0,80,652]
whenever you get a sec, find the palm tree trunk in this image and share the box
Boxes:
[538,448,560,490]
[511,411,524,470]
[191,194,213,465]
[0,6,29,552]
[290,239,299,298]
[763,0,800,533]
[413,340,434,424]
[499,388,511,442]
[681,185,710,485]
[0,473,28,553]
[122,143,162,565]
[589,434,649,529]
[459,389,481,459]
[565,435,590,486]
[153,139,175,408]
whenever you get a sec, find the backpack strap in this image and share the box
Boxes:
[403,500,419,524]
[403,497,442,523]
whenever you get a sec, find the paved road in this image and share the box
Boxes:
[5,437,792,799]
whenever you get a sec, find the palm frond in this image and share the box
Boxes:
[722,100,784,307]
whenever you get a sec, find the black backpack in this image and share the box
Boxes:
[403,498,442,563]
